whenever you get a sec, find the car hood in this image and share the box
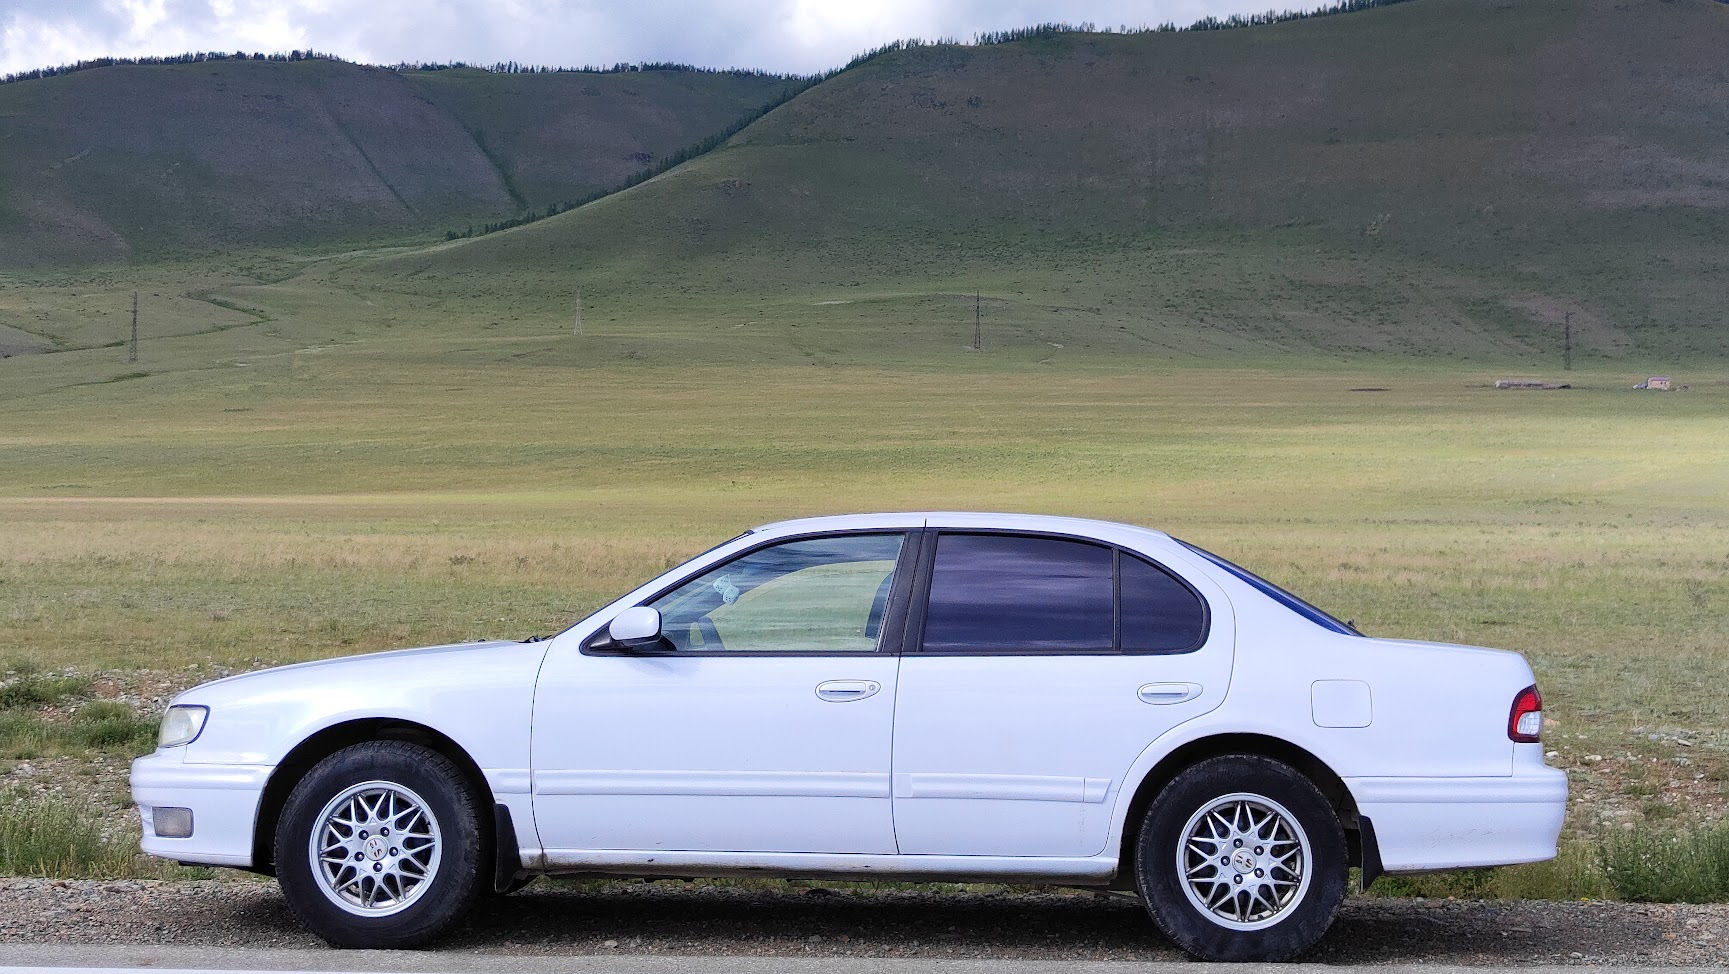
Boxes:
[172,639,525,706]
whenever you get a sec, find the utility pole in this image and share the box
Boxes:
[1563,311,1572,371]
[573,290,583,337]
[972,291,982,351]
[129,291,139,364]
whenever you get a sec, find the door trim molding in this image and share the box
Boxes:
[534,769,891,799]
[892,772,1111,803]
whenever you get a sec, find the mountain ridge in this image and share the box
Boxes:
[0,58,795,266]
[354,0,1728,360]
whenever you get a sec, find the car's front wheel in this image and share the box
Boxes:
[1135,754,1347,962]
[274,740,485,948]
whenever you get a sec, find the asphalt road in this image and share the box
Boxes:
[0,954,1710,974]
[1,879,1725,969]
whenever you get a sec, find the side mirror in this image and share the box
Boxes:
[607,606,663,649]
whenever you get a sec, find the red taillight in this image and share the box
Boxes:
[1509,684,1543,743]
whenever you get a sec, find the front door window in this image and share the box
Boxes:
[649,533,905,653]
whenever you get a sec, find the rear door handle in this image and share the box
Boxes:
[1139,682,1202,705]
[816,680,881,702]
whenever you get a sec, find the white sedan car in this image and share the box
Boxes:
[133,513,1565,960]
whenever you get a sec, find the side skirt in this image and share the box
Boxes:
[539,849,1118,885]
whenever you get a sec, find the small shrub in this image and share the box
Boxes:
[0,712,54,759]
[1599,822,1729,903]
[1369,866,1496,899]
[0,792,139,877]
[1642,799,1680,820]
[1366,842,1610,901]
[70,702,155,752]
[0,701,154,758]
[1,658,41,677]
[0,673,90,710]
[75,700,134,722]
[1488,843,1613,900]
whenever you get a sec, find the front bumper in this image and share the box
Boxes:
[1346,749,1568,873]
[131,749,270,868]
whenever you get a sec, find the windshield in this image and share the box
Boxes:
[1176,540,1361,636]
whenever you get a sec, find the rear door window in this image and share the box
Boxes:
[920,534,1114,653]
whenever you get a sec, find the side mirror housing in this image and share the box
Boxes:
[607,606,664,649]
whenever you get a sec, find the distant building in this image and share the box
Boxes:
[1634,377,1672,390]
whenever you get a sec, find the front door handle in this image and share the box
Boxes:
[816,680,881,702]
[1139,682,1203,705]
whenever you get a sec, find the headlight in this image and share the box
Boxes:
[158,705,209,748]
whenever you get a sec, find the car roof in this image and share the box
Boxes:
[750,511,1174,542]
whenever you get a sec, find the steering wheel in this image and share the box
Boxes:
[696,616,726,652]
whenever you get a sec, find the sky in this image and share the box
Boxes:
[0,0,1298,77]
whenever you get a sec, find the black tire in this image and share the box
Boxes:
[1134,754,1347,962]
[274,740,485,948]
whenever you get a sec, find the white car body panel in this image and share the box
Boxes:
[134,639,545,868]
[890,531,1237,859]
[132,511,1565,883]
[130,746,267,868]
[531,653,902,855]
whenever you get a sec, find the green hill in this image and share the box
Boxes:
[0,59,793,266]
[4,0,1726,363]
[359,0,1729,361]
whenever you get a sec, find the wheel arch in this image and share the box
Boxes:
[1113,732,1367,885]
[250,718,495,875]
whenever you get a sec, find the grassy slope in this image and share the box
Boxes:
[365,0,1729,361]
[0,61,792,266]
[402,68,800,213]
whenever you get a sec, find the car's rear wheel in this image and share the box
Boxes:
[1135,754,1347,962]
[274,741,484,948]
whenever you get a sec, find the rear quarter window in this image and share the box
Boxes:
[1120,553,1208,653]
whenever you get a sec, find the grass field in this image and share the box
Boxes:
[3,312,1725,773]
[3,343,1726,890]
[1,0,1726,896]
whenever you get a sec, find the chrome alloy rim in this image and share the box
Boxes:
[308,780,442,917]
[1176,792,1312,930]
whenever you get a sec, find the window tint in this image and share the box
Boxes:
[648,534,904,653]
[922,534,1113,653]
[1120,553,1207,652]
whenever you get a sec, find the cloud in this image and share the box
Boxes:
[1,0,1290,77]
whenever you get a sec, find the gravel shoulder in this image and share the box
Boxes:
[0,879,1723,966]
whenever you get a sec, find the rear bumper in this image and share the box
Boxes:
[1346,758,1567,873]
[131,750,270,868]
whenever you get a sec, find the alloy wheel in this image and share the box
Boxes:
[1175,791,1313,930]
[307,780,443,917]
